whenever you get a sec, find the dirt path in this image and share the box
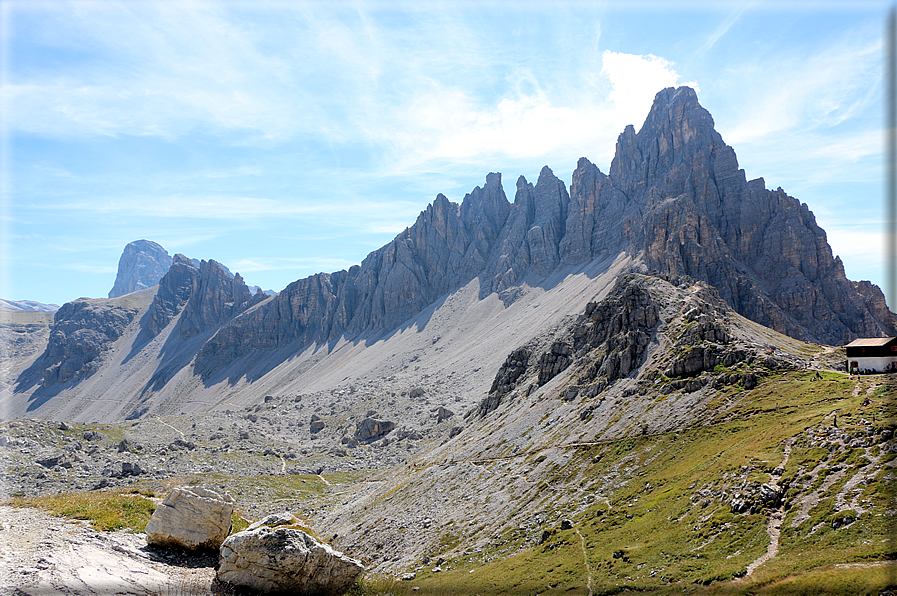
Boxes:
[157,418,186,439]
[574,528,594,596]
[808,345,839,373]
[744,437,794,577]
[0,506,214,596]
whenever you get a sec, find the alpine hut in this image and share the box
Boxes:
[845,337,897,374]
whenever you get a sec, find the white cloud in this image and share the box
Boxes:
[825,226,883,263]
[8,2,694,176]
[381,51,693,175]
[26,194,425,234]
[600,51,699,134]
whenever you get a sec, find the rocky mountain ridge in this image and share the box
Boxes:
[4,86,895,424]
[27,256,270,391]
[192,86,894,371]
[108,238,273,302]
[0,299,60,312]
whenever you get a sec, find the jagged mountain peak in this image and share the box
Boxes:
[171,253,193,267]
[139,86,896,361]
[610,85,726,192]
[9,86,896,422]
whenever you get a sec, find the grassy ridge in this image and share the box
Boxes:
[356,372,895,594]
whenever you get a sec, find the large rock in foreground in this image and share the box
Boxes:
[218,526,364,595]
[145,486,234,550]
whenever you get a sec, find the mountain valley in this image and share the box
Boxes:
[1,86,896,594]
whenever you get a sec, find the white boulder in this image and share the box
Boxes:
[218,525,364,595]
[145,486,235,550]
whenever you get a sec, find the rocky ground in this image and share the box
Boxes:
[0,505,219,596]
[0,391,465,519]
[0,276,893,594]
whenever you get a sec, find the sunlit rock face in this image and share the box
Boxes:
[197,86,894,366]
[108,239,173,299]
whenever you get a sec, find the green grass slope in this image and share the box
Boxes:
[351,372,895,595]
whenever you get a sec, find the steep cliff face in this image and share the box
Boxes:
[146,254,199,337]
[484,167,571,294]
[108,240,173,298]
[40,300,139,387]
[146,255,267,340]
[198,87,892,364]
[605,87,893,343]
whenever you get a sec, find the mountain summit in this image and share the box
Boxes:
[200,86,892,360]
[7,86,895,422]
[108,240,173,298]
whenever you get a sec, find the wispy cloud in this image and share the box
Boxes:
[28,196,325,219]
[7,1,326,141]
[7,2,691,175]
[201,166,262,179]
[27,195,400,220]
[694,2,755,56]
[229,256,356,273]
[719,34,881,146]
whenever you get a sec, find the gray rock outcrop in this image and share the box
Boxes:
[218,526,364,595]
[109,240,173,298]
[39,300,138,387]
[145,255,267,338]
[310,415,325,433]
[476,273,803,419]
[477,275,662,417]
[145,486,235,550]
[193,86,894,375]
[435,407,454,423]
[354,418,396,442]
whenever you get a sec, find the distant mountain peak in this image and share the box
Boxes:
[0,299,60,312]
[108,239,173,298]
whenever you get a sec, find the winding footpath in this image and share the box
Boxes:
[743,437,794,577]
[574,528,594,596]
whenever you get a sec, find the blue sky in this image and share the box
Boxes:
[1,0,892,310]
